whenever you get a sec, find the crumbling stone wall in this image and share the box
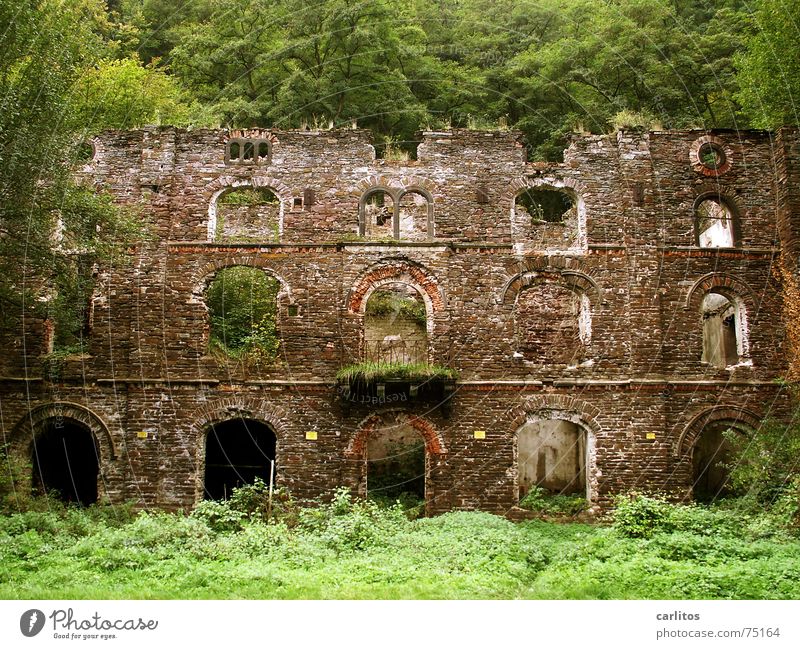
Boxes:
[1,126,795,513]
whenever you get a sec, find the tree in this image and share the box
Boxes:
[0,0,141,346]
[71,56,208,129]
[504,0,747,158]
[735,0,800,128]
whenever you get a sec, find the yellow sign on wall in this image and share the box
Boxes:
[473,430,486,439]
[646,432,656,440]
[305,431,318,441]
[136,431,148,439]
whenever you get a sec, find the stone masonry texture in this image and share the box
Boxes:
[2,126,799,514]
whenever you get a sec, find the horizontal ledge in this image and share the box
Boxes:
[588,243,627,251]
[95,378,328,386]
[659,246,778,255]
[166,241,514,250]
[7,377,778,388]
[459,378,778,387]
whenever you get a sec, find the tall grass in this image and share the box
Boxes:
[1,489,800,599]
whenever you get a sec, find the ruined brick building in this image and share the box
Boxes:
[3,126,800,514]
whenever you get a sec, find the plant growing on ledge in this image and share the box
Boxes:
[336,361,457,384]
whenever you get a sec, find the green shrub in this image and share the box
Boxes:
[336,361,457,383]
[298,487,408,552]
[190,500,244,533]
[612,493,673,538]
[519,486,587,516]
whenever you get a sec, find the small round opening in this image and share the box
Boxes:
[698,142,725,171]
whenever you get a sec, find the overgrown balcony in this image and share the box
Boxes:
[336,361,457,416]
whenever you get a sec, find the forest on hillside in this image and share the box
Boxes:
[1,0,799,346]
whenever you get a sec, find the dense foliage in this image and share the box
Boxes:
[2,0,798,335]
[2,487,800,599]
[206,266,280,359]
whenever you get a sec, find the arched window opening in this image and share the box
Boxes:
[362,190,394,239]
[204,418,276,500]
[517,419,587,499]
[692,423,738,502]
[696,197,737,247]
[398,191,431,240]
[514,283,590,365]
[46,258,95,355]
[515,188,574,224]
[364,283,427,363]
[31,419,99,505]
[214,187,280,243]
[701,292,746,368]
[225,138,270,165]
[512,186,581,248]
[366,421,426,506]
[206,266,280,360]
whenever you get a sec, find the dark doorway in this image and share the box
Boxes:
[204,418,276,500]
[31,420,99,505]
[366,424,426,503]
[693,424,735,502]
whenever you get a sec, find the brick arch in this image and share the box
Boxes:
[508,394,602,435]
[345,411,447,457]
[506,175,588,250]
[194,397,290,502]
[684,272,754,310]
[347,260,445,315]
[508,395,601,503]
[692,188,743,247]
[11,401,117,461]
[227,128,279,144]
[205,177,292,242]
[191,258,294,305]
[195,397,290,434]
[507,175,587,202]
[354,174,436,196]
[674,406,762,459]
[501,269,600,306]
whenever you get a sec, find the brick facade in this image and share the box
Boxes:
[2,126,798,513]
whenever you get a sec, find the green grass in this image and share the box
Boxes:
[336,361,457,384]
[2,491,800,599]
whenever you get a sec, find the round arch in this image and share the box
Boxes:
[501,269,600,306]
[684,272,754,310]
[347,260,446,320]
[692,190,742,248]
[345,411,446,514]
[509,395,602,503]
[11,402,116,461]
[205,177,292,242]
[191,260,294,305]
[193,398,289,502]
[507,176,588,250]
[346,411,448,458]
[674,406,761,460]
[9,402,116,504]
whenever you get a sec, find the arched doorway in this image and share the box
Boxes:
[203,418,276,500]
[366,423,426,503]
[364,282,428,364]
[692,422,738,502]
[517,419,588,499]
[31,419,99,505]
